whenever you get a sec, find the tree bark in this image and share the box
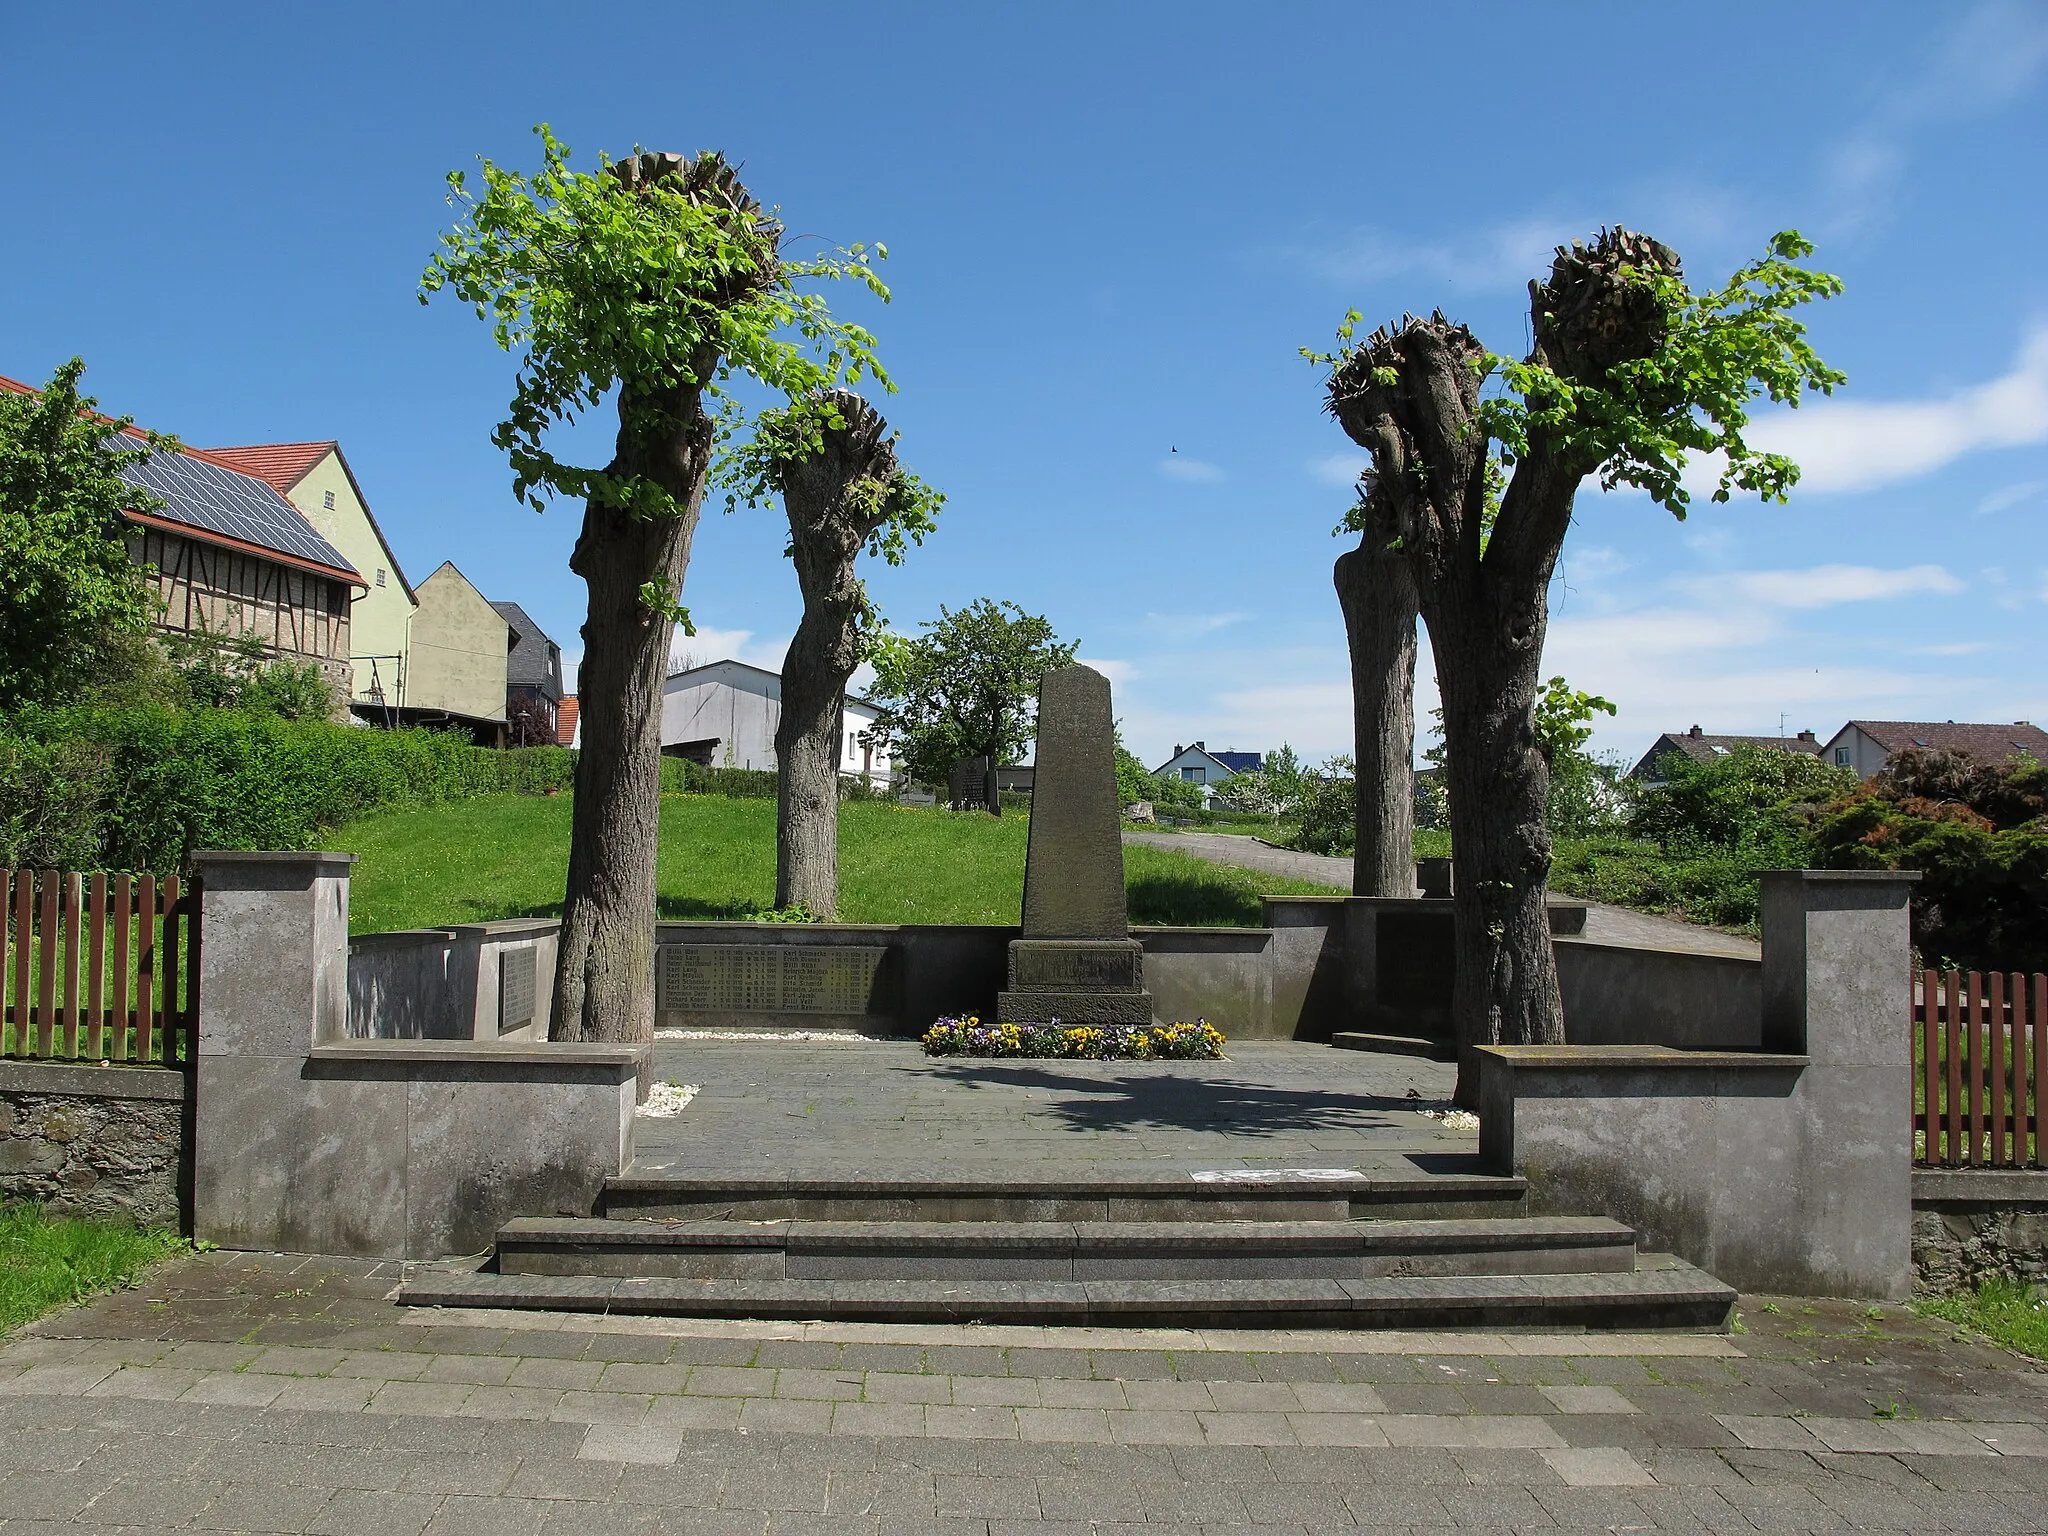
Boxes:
[773,393,900,916]
[551,378,713,1046]
[1324,231,1682,1104]
[1334,533,1419,897]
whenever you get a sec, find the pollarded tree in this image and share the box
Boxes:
[1318,229,1842,1100]
[422,127,892,1046]
[0,359,167,711]
[866,599,1078,790]
[1332,489,1421,896]
[725,390,942,915]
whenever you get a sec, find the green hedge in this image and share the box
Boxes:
[0,708,789,872]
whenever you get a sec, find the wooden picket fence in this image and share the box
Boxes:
[0,869,200,1067]
[1913,969,2046,1168]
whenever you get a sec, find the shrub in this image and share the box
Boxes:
[921,1015,1225,1060]
[1628,743,1856,859]
[1810,749,2048,972]
[659,758,779,798]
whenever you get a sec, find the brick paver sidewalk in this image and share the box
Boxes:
[2,1251,2044,1532]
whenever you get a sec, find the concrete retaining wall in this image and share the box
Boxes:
[1911,1169,2048,1294]
[1555,939,1762,1050]
[349,919,559,1041]
[195,852,638,1260]
[1477,871,1918,1301]
[0,1061,186,1229]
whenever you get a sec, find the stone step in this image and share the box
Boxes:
[598,1168,1529,1224]
[398,1256,1734,1332]
[495,1215,1637,1282]
[1330,1032,1458,1061]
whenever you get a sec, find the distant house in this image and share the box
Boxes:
[203,441,418,719]
[555,695,580,748]
[1628,726,1822,784]
[659,658,891,786]
[1150,741,1263,805]
[406,563,511,744]
[1821,720,2048,778]
[0,373,363,715]
[490,601,565,744]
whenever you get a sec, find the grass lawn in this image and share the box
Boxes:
[0,1204,187,1336]
[1915,1277,2048,1362]
[336,793,1344,934]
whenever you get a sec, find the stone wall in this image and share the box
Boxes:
[1912,1170,2048,1294]
[0,1062,186,1229]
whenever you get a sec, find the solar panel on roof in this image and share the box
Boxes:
[119,450,356,577]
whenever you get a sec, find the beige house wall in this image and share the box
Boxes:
[286,451,417,708]
[410,563,509,723]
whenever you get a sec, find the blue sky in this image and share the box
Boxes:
[4,3,2045,767]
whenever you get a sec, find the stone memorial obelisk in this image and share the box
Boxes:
[997,665,1154,1025]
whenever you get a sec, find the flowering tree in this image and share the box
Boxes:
[423,128,892,1045]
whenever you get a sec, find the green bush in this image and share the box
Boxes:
[1549,835,1777,930]
[659,758,779,799]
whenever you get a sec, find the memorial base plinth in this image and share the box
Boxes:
[998,938,1154,1026]
[995,988,1155,1026]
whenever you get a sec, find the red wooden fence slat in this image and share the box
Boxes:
[2036,974,2048,1170]
[110,874,131,1065]
[1946,970,1964,1168]
[135,873,157,1062]
[160,875,182,1066]
[0,870,11,1056]
[1968,972,1985,1166]
[1991,973,2008,1165]
[2015,975,2032,1171]
[35,870,57,1058]
[1922,970,1940,1162]
[86,875,106,1061]
[60,873,81,1059]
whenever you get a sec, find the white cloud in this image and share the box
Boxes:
[1821,3,2048,232]
[1678,563,1966,610]
[1977,479,2047,515]
[1307,451,1371,488]
[1302,216,1578,292]
[1143,611,1247,641]
[1911,641,1996,657]
[1158,456,1225,484]
[1740,329,2048,494]
[669,624,790,674]
[1075,656,1139,685]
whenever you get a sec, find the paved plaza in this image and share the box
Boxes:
[3,1249,2046,1533]
[632,1041,1476,1176]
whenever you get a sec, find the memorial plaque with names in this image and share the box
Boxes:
[657,944,889,1016]
[499,946,538,1034]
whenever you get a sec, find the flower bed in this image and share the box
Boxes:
[921,1016,1225,1060]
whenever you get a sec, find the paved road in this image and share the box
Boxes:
[634,1040,1470,1175]
[1125,832,1760,959]
[3,1252,2043,1532]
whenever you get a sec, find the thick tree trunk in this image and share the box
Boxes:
[1423,568,1563,1107]
[772,391,899,916]
[1334,539,1419,897]
[775,609,857,914]
[551,385,711,1046]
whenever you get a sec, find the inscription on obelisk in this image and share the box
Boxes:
[998,665,1154,1025]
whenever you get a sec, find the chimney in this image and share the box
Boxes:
[1173,744,1183,758]
[1193,740,1205,752]
[1688,725,1702,738]
[1797,730,1815,742]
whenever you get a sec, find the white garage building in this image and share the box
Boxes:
[660,658,891,787]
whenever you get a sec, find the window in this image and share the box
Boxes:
[323,489,336,510]
[848,732,858,759]
[375,568,386,588]
[1182,766,1203,783]
[1834,748,1850,766]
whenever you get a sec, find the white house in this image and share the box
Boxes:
[659,658,891,786]
[1149,741,1264,807]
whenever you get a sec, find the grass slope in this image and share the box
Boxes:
[338,794,1342,934]
[1915,1278,2048,1363]
[0,1205,186,1336]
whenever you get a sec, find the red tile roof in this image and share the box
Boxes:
[202,441,337,495]
[555,696,580,747]
[1848,721,2048,762]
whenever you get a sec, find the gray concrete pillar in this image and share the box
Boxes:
[192,851,364,1249]
[1758,868,1920,1299]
